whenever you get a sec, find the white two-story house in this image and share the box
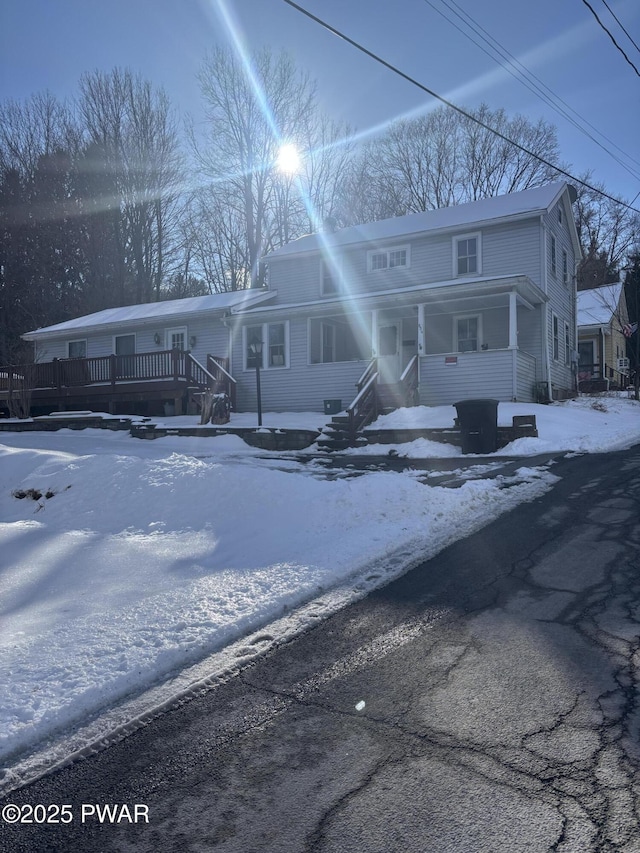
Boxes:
[8,181,580,418]
[230,181,581,412]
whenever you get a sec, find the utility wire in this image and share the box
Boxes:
[423,0,640,179]
[580,0,640,77]
[281,0,640,214]
[600,0,640,55]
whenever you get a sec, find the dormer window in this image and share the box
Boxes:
[454,233,481,276]
[367,245,409,272]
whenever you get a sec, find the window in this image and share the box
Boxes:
[564,321,571,365]
[67,339,87,359]
[454,234,480,276]
[562,250,569,285]
[550,235,557,276]
[558,205,563,225]
[321,259,339,295]
[455,316,480,352]
[166,327,187,350]
[244,322,288,369]
[553,315,560,361]
[114,334,135,355]
[367,245,410,273]
[309,314,371,364]
[321,322,335,363]
[268,323,286,367]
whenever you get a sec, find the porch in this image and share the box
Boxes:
[0,350,235,417]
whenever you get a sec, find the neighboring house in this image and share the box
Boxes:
[4,181,581,418]
[577,282,630,391]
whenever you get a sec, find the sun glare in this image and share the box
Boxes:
[277,143,301,174]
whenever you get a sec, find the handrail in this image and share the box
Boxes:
[207,356,237,384]
[399,354,418,383]
[347,370,379,412]
[356,357,377,390]
[187,353,217,384]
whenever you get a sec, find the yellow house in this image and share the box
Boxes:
[577,282,630,391]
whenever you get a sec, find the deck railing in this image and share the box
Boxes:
[207,355,237,411]
[0,350,223,394]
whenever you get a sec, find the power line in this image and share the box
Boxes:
[423,0,640,180]
[599,0,640,55]
[280,0,640,214]
[580,0,640,77]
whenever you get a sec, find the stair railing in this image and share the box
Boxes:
[399,354,419,406]
[346,363,379,445]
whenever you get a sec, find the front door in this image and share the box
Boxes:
[378,324,401,383]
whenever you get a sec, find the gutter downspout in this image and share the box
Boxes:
[541,217,553,401]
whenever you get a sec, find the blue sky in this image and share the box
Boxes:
[1,0,638,203]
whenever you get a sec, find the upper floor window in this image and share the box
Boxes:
[562,250,569,285]
[367,245,410,273]
[550,235,557,277]
[558,205,563,225]
[454,233,481,276]
[67,339,87,359]
[321,259,339,295]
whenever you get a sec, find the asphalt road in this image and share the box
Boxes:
[1,445,640,852]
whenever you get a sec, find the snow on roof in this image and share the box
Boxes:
[577,283,623,327]
[23,290,273,338]
[268,182,571,259]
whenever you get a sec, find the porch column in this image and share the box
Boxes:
[371,309,378,357]
[417,304,425,354]
[508,290,518,349]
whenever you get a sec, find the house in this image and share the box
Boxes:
[4,181,581,420]
[229,181,581,414]
[577,282,630,391]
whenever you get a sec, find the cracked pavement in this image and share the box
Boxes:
[1,446,639,852]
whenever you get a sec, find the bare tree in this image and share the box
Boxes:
[193,48,347,287]
[574,173,640,289]
[77,69,184,304]
[339,104,562,223]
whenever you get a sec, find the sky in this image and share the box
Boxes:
[1,395,640,791]
[0,0,639,204]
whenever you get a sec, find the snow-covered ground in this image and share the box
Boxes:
[1,396,639,789]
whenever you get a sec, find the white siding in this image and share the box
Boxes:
[268,217,543,306]
[543,203,577,394]
[420,350,515,405]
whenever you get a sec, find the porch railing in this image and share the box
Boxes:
[578,362,629,390]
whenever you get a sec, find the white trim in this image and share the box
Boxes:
[367,244,411,273]
[67,339,87,358]
[452,232,482,277]
[453,313,482,352]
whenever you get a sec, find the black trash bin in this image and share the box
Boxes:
[454,399,499,454]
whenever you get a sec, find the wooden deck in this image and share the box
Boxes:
[0,351,235,416]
